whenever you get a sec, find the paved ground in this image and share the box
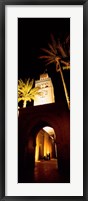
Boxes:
[20,158,70,183]
[33,159,68,183]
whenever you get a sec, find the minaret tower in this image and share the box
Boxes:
[34,73,55,106]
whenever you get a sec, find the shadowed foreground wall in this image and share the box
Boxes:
[18,103,70,183]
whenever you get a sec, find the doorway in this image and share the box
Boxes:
[34,126,59,182]
[35,126,57,161]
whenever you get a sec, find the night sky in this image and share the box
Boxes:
[18,18,70,106]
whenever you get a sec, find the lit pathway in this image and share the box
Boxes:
[33,159,67,183]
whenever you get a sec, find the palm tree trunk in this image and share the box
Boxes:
[56,61,70,110]
[23,100,27,108]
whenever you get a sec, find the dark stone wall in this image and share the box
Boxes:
[18,103,70,183]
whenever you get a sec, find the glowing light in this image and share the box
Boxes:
[43,126,55,134]
[35,128,55,161]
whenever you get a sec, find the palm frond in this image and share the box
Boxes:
[29,87,40,95]
[18,97,24,103]
[39,55,53,59]
[60,60,70,66]
[62,66,70,70]
[48,43,56,54]
[27,79,34,93]
[18,78,41,106]
[41,48,55,57]
[43,57,55,63]
[39,32,70,86]
[45,59,55,66]
[50,34,57,54]
[57,43,67,58]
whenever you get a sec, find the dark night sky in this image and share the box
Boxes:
[18,18,70,106]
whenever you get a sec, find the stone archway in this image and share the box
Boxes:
[18,103,70,183]
[25,120,60,162]
[35,126,57,161]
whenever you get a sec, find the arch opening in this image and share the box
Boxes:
[33,126,60,183]
[35,126,57,162]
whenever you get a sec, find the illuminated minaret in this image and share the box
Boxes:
[34,73,55,106]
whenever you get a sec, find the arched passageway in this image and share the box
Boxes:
[34,126,60,183]
[18,103,70,183]
[35,126,57,161]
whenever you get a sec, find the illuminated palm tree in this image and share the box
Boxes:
[18,78,40,108]
[39,34,70,109]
